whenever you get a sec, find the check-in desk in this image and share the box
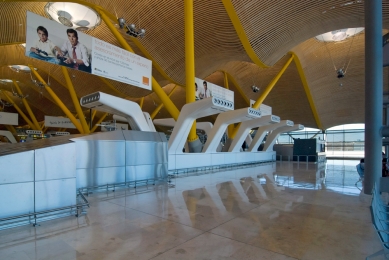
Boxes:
[0,136,78,227]
[71,130,168,189]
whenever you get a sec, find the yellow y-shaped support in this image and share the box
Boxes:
[12,80,41,130]
[230,55,294,139]
[289,52,323,129]
[1,91,36,129]
[97,9,180,121]
[139,97,144,109]
[61,67,90,134]
[29,65,84,134]
[91,112,108,133]
[151,85,177,119]
[252,55,294,109]
[221,0,268,68]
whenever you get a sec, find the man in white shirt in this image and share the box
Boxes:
[200,81,211,99]
[29,26,61,64]
[58,29,91,73]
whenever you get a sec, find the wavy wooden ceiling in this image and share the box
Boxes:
[0,0,388,130]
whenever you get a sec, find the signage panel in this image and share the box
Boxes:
[0,112,18,125]
[44,116,79,129]
[250,100,272,116]
[25,11,151,90]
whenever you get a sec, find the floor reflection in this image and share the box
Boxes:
[0,160,377,260]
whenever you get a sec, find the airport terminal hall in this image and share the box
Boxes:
[2,1,389,259]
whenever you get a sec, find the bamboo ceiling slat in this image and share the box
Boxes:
[1,1,389,129]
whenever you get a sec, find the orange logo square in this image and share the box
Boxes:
[142,76,149,85]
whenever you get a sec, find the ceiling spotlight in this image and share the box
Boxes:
[118,17,126,29]
[337,69,345,79]
[251,85,259,93]
[117,18,146,38]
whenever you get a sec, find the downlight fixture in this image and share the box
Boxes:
[44,2,101,31]
[8,65,37,73]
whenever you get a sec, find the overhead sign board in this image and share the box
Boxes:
[25,11,152,90]
[44,115,79,129]
[0,112,18,125]
[250,100,272,116]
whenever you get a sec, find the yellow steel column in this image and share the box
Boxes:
[12,80,41,130]
[230,55,294,139]
[139,97,144,109]
[29,65,84,133]
[252,55,294,109]
[2,91,36,129]
[61,67,90,134]
[290,52,323,129]
[97,9,180,120]
[151,85,177,119]
[91,112,108,133]
[185,0,197,142]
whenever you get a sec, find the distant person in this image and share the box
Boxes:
[58,29,90,73]
[29,26,61,64]
[383,158,389,177]
[200,81,211,99]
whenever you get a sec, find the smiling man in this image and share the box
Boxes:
[29,26,61,64]
[58,29,91,73]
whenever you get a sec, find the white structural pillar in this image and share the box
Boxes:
[229,115,281,152]
[168,97,233,154]
[263,124,304,151]
[113,113,156,132]
[80,92,154,132]
[203,107,261,153]
[0,130,17,143]
[153,118,214,136]
[248,120,294,152]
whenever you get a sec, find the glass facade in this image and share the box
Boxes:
[277,124,365,158]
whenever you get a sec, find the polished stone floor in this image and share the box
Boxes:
[0,160,382,260]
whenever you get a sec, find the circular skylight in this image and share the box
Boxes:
[8,65,37,73]
[315,28,364,42]
[0,79,13,83]
[44,2,101,31]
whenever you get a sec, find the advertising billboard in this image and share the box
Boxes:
[25,11,152,90]
[0,112,18,125]
[194,77,234,105]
